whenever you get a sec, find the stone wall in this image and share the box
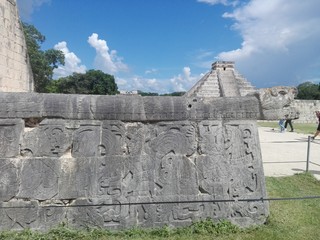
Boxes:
[0,93,269,231]
[0,0,33,92]
[291,100,320,123]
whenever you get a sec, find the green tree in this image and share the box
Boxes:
[161,91,186,96]
[22,22,65,92]
[137,90,159,96]
[137,91,186,96]
[296,82,320,100]
[48,70,118,95]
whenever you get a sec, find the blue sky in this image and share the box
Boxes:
[17,0,320,93]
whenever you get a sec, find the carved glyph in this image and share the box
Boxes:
[0,116,268,230]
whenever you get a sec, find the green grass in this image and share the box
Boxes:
[258,121,317,135]
[1,174,320,240]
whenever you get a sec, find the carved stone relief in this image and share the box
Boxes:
[0,118,268,230]
[101,121,126,156]
[72,125,101,157]
[21,123,71,157]
[0,200,39,231]
[0,159,19,201]
[18,158,60,200]
[0,119,23,157]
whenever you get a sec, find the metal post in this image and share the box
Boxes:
[306,136,311,172]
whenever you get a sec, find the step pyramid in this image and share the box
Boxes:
[185,61,256,98]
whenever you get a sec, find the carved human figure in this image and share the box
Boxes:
[72,126,100,157]
[101,122,126,156]
[224,125,246,163]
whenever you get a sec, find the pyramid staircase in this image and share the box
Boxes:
[185,61,256,98]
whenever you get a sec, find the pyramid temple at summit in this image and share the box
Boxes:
[185,61,256,98]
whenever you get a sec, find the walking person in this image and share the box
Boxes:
[311,111,320,140]
[279,118,285,133]
[284,114,294,132]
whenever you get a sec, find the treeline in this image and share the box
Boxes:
[137,91,186,96]
[296,82,320,100]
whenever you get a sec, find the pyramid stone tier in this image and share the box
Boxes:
[185,61,256,98]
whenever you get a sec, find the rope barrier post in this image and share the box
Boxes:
[306,136,311,172]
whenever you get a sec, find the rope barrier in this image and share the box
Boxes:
[1,195,320,209]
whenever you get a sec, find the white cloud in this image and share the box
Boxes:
[197,0,239,7]
[88,33,128,74]
[170,67,201,92]
[53,41,86,78]
[118,76,159,93]
[115,77,128,87]
[116,67,203,94]
[145,68,158,75]
[213,0,320,87]
[17,0,50,21]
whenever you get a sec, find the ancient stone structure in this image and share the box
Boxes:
[291,100,320,123]
[186,61,299,121]
[185,61,256,98]
[248,86,299,120]
[0,93,269,231]
[0,0,33,92]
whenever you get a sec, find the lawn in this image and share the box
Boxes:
[1,174,320,240]
[258,121,316,135]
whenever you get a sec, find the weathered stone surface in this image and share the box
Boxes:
[21,120,72,157]
[18,158,60,200]
[0,119,23,157]
[185,61,298,121]
[0,93,268,230]
[0,159,19,201]
[292,100,320,123]
[0,200,38,231]
[0,0,34,92]
[0,93,260,121]
[72,122,101,157]
[185,61,256,98]
[38,201,66,231]
[58,157,98,199]
[248,86,299,120]
[0,115,268,230]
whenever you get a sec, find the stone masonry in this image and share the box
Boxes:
[0,0,33,92]
[185,61,256,98]
[0,93,269,231]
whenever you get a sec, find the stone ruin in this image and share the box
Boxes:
[0,0,301,232]
[0,62,271,231]
[0,0,33,92]
[186,61,299,120]
[0,92,268,231]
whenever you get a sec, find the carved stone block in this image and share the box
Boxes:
[72,124,101,157]
[58,157,98,199]
[21,121,71,158]
[0,159,19,201]
[0,200,39,231]
[101,121,126,156]
[0,99,269,230]
[38,201,66,231]
[68,197,130,229]
[0,119,23,157]
[18,158,60,201]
